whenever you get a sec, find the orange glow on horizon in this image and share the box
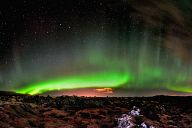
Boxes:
[95,88,113,94]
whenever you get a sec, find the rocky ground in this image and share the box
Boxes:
[0,92,192,128]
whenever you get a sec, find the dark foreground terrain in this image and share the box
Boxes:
[0,92,192,128]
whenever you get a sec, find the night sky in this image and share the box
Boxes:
[0,0,192,96]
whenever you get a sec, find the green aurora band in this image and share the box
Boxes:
[166,85,192,93]
[16,71,131,95]
[16,67,192,95]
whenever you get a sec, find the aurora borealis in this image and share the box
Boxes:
[1,0,192,96]
[16,71,131,95]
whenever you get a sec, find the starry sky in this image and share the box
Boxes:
[0,0,192,96]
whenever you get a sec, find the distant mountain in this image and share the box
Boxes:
[0,91,26,96]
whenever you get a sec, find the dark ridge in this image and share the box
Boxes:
[0,91,27,96]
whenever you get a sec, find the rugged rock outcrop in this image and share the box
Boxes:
[0,93,191,128]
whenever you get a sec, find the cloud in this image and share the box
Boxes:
[95,88,113,94]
